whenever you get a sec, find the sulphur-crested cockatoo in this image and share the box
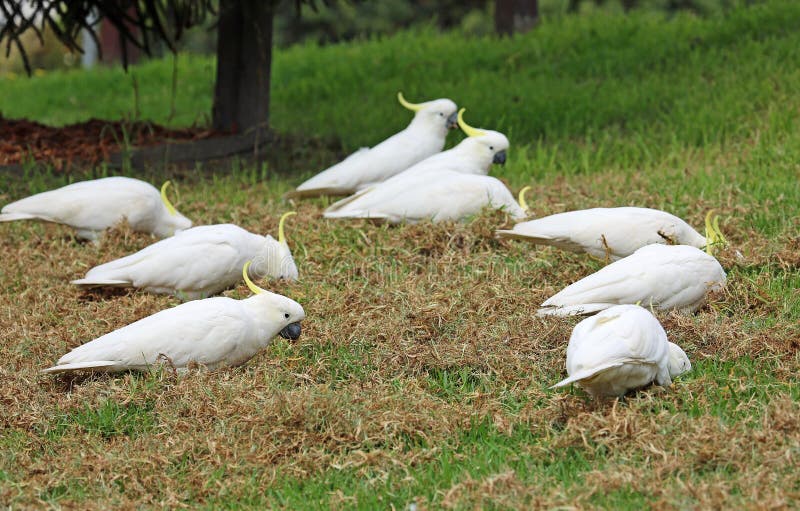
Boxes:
[373,108,511,180]
[538,244,726,316]
[0,177,191,241]
[324,171,528,223]
[551,304,692,397]
[323,110,523,223]
[498,208,726,261]
[289,92,458,197]
[43,262,304,374]
[71,212,299,300]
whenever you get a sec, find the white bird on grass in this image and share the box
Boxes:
[71,212,299,300]
[0,177,192,241]
[323,110,524,223]
[288,92,458,197]
[324,174,529,223]
[537,244,726,317]
[43,262,305,374]
[551,304,692,398]
[497,208,726,261]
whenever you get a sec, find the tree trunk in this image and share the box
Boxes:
[495,0,538,36]
[99,7,141,66]
[212,0,275,135]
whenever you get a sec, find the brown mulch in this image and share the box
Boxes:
[0,115,219,171]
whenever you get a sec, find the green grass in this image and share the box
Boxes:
[1,1,799,509]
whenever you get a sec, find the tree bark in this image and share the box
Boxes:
[212,0,275,135]
[495,0,538,36]
[99,7,141,66]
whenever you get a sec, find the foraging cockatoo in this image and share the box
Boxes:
[537,244,726,316]
[71,212,299,300]
[0,177,191,241]
[497,208,726,261]
[551,304,692,398]
[288,92,458,197]
[323,110,524,223]
[43,262,304,374]
[324,172,528,223]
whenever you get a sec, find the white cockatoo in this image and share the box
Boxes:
[324,172,528,223]
[71,212,299,300]
[288,92,458,197]
[551,304,692,398]
[497,208,726,261]
[0,177,192,241]
[537,244,726,316]
[43,262,305,374]
[323,110,525,223]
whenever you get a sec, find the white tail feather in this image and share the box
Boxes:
[71,278,132,289]
[551,362,625,389]
[41,360,118,374]
[323,209,390,220]
[536,303,615,317]
[495,229,553,242]
[0,212,39,222]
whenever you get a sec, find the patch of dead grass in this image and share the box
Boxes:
[0,170,798,508]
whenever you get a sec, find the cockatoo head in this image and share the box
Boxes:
[251,212,299,281]
[242,261,305,341]
[667,342,691,378]
[155,181,193,237]
[397,92,458,135]
[455,109,510,171]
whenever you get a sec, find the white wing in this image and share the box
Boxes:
[497,207,705,260]
[292,147,372,196]
[1,177,159,233]
[72,224,260,297]
[292,123,447,196]
[325,171,523,223]
[538,244,725,316]
[43,297,255,373]
[553,305,670,393]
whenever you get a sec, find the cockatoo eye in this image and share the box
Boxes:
[489,146,494,150]
[284,313,290,319]
[438,112,444,117]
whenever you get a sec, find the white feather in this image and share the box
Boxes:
[497,207,706,261]
[324,170,525,223]
[291,98,458,197]
[323,129,520,223]
[538,244,726,316]
[42,292,305,374]
[551,304,691,397]
[71,223,298,300]
[0,177,192,240]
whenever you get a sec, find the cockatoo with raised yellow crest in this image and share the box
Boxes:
[43,262,305,374]
[0,177,191,241]
[288,93,458,197]
[323,110,527,223]
[71,212,299,300]
[497,208,726,261]
[537,244,726,316]
[551,304,691,398]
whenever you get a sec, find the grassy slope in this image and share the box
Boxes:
[1,1,799,509]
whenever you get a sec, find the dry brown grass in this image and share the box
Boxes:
[0,169,798,509]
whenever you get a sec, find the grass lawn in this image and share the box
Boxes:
[1,1,799,508]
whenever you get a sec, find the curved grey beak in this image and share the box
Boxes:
[279,322,302,340]
[493,150,507,165]
[446,111,458,129]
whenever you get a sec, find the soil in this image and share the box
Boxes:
[0,115,217,171]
